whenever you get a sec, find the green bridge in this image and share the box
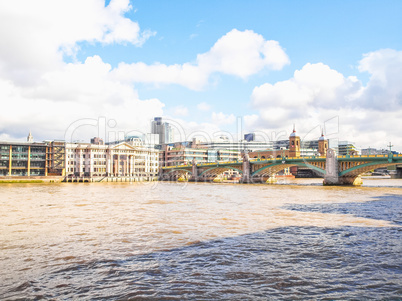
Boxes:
[161,150,402,185]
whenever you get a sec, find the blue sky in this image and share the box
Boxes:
[0,0,401,151]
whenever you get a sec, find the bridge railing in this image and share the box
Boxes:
[162,164,191,169]
[337,154,388,158]
[337,154,401,159]
[197,160,240,166]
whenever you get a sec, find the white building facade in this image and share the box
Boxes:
[65,140,159,179]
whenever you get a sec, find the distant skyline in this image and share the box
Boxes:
[0,0,401,151]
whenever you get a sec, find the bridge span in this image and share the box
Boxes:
[160,149,402,185]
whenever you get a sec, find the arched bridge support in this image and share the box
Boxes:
[241,153,252,183]
[189,159,199,182]
[323,148,339,185]
[323,148,364,185]
[324,150,402,185]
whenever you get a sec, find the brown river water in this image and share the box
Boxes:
[0,178,401,299]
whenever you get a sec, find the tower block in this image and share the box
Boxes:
[289,126,300,157]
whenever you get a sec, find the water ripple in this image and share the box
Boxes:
[2,226,399,300]
[284,194,402,225]
[1,181,401,299]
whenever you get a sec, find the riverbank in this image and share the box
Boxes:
[0,175,399,184]
[0,176,159,183]
[0,176,63,183]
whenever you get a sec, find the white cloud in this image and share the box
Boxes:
[113,62,208,91]
[161,117,244,144]
[0,0,400,153]
[358,49,402,110]
[0,132,14,141]
[113,29,290,90]
[197,102,211,111]
[197,29,290,78]
[211,112,236,125]
[0,56,164,142]
[0,0,153,85]
[252,63,361,111]
[0,1,162,142]
[243,114,259,129]
[248,51,402,150]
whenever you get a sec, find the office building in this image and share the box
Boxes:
[90,137,104,145]
[0,133,65,176]
[160,143,241,167]
[361,148,389,155]
[244,133,255,142]
[151,117,173,145]
[65,137,159,178]
[337,141,359,156]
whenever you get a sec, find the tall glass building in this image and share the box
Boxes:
[151,117,173,145]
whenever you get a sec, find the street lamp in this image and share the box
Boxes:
[387,142,393,153]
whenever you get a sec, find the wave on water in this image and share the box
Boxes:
[1,181,401,300]
[2,225,401,300]
[283,194,402,226]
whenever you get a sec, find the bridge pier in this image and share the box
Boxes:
[189,159,199,182]
[323,149,339,185]
[338,176,363,185]
[241,152,252,183]
[323,149,363,185]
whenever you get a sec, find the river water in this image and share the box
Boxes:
[0,179,401,299]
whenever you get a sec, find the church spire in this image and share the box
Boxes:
[319,128,325,141]
[27,130,33,142]
[290,124,297,137]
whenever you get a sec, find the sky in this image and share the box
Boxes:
[0,0,401,151]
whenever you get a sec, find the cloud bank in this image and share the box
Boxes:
[0,0,160,141]
[246,49,402,149]
[112,29,290,90]
[0,0,154,85]
[0,0,400,151]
